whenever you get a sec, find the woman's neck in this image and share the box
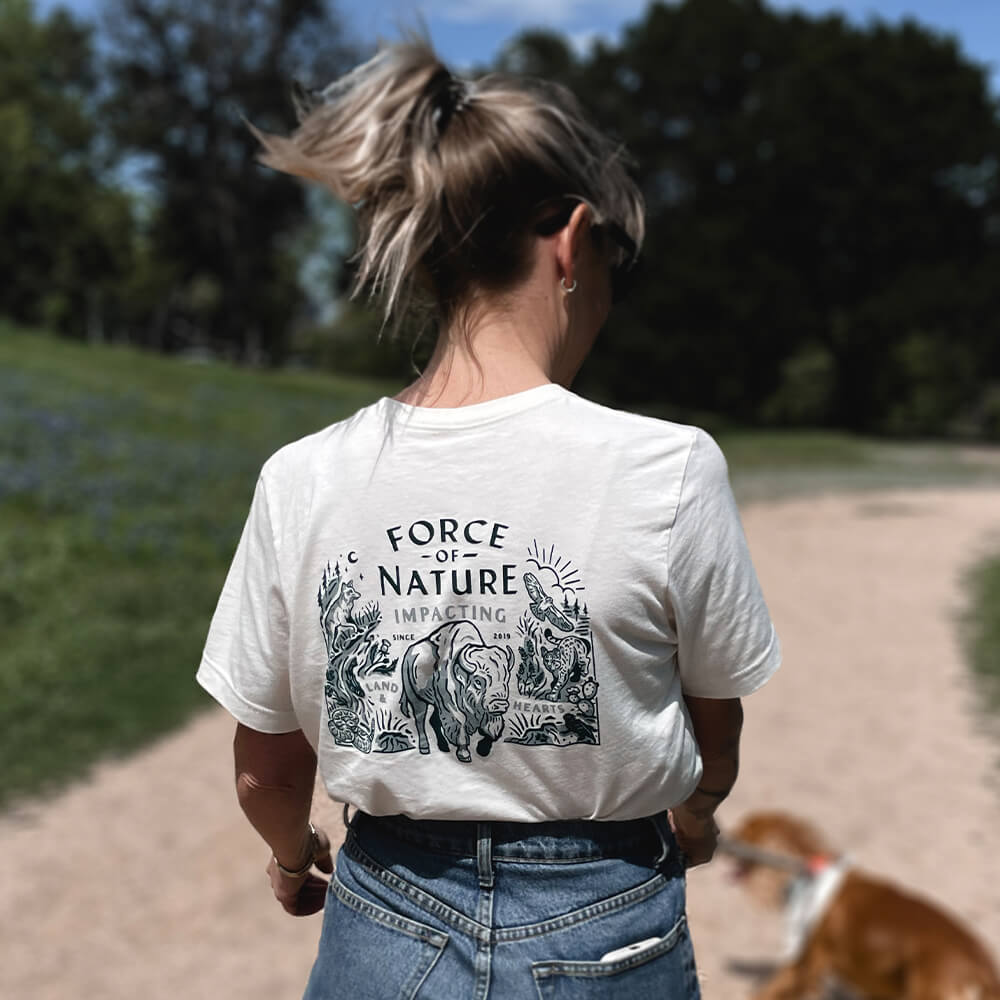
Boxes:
[395,274,590,407]
[394,307,576,409]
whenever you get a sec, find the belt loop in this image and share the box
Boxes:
[342,803,354,830]
[476,822,494,889]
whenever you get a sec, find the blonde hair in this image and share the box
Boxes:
[249,41,644,336]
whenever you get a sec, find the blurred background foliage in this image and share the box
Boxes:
[4,0,1000,437]
[5,0,1000,804]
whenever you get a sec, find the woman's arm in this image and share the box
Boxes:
[233,723,332,915]
[669,695,744,867]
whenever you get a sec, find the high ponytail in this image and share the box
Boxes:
[249,41,644,336]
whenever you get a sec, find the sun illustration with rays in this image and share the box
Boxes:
[526,540,583,599]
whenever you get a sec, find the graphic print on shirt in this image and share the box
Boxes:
[399,621,514,762]
[317,522,600,761]
[507,545,599,748]
[318,560,413,754]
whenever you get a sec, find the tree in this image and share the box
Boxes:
[0,0,134,338]
[100,0,356,360]
[505,0,1000,435]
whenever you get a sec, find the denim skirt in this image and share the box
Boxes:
[302,810,701,1000]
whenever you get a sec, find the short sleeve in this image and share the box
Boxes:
[196,475,298,732]
[667,430,781,698]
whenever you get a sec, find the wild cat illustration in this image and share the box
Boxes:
[539,628,591,697]
[516,617,595,702]
[399,621,514,763]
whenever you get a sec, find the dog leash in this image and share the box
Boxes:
[716,835,812,876]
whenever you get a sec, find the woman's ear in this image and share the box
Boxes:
[555,202,594,288]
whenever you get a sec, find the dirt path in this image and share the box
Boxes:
[3,489,999,1000]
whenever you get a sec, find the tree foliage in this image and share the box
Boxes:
[0,0,134,337]
[505,0,1000,435]
[99,0,356,360]
[7,0,1000,436]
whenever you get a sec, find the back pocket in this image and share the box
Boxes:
[530,914,699,1000]
[303,872,449,1000]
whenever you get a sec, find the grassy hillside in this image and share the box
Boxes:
[0,326,398,807]
[2,325,999,808]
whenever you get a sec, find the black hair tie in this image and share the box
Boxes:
[428,69,469,135]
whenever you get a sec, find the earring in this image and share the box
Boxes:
[560,277,578,294]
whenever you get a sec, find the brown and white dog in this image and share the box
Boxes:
[723,811,1000,1000]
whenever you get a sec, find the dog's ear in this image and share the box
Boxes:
[731,812,833,858]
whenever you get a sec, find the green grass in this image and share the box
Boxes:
[0,324,398,808]
[963,555,1000,716]
[2,323,1000,809]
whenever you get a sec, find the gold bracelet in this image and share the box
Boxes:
[273,822,317,879]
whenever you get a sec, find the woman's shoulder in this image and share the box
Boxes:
[259,399,385,481]
[559,390,710,453]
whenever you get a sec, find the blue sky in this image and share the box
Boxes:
[38,0,1000,90]
[356,0,1000,83]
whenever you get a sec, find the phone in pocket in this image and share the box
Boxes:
[599,936,663,963]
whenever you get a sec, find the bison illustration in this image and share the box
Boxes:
[399,621,513,763]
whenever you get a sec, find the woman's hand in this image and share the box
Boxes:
[267,825,334,916]
[670,695,742,868]
[668,804,720,869]
[233,725,332,916]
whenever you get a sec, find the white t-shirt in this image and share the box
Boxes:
[197,384,780,821]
